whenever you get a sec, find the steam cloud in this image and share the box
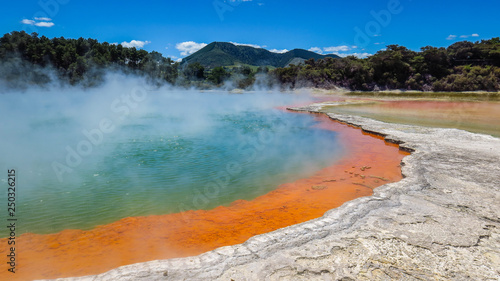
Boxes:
[0,71,345,236]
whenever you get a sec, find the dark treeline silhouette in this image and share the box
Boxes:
[1,31,499,91]
[271,39,500,91]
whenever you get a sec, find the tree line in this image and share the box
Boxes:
[1,31,499,91]
[0,31,265,89]
[0,31,179,87]
[270,39,500,91]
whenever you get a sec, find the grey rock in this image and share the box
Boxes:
[48,104,500,281]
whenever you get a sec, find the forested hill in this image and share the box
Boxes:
[181,41,339,68]
[0,31,179,86]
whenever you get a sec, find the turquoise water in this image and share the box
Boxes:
[0,87,344,237]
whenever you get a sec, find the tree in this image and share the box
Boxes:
[208,66,230,85]
[369,45,416,89]
[447,41,478,63]
[183,62,205,80]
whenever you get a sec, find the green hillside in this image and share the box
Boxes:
[182,42,339,68]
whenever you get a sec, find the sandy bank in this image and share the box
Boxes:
[62,102,500,280]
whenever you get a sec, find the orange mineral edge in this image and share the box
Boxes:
[0,111,409,281]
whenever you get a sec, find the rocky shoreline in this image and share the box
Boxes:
[51,103,500,281]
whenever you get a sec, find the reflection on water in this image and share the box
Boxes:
[323,99,500,137]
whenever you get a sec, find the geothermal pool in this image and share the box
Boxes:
[0,88,344,237]
[0,84,407,280]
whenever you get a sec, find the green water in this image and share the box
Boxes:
[0,90,344,236]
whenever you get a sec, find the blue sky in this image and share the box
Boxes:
[1,0,499,60]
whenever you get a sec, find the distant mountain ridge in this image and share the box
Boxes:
[182,42,340,68]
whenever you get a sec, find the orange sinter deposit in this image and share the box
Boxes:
[0,112,409,281]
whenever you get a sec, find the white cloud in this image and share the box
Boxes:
[21,18,55,27]
[449,33,480,40]
[21,19,35,25]
[34,17,52,21]
[336,52,372,58]
[323,50,371,58]
[170,55,182,62]
[35,22,54,27]
[324,45,351,52]
[175,41,208,56]
[230,41,262,48]
[309,45,365,57]
[308,47,323,54]
[120,40,151,48]
[269,48,289,53]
